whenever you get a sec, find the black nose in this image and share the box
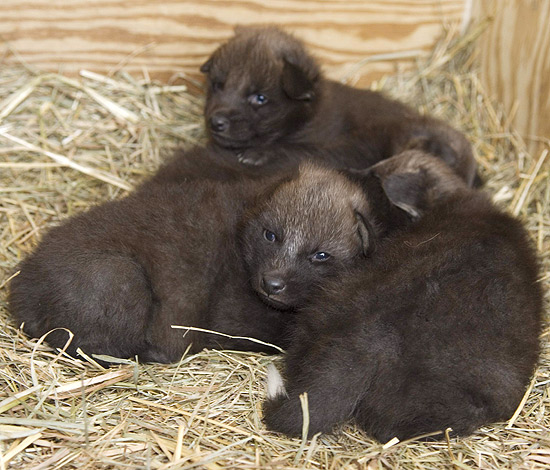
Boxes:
[210,114,229,133]
[261,275,286,296]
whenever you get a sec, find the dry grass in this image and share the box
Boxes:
[0,24,549,469]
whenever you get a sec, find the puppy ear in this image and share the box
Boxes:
[282,57,315,101]
[354,211,375,257]
[379,171,427,220]
[200,58,213,74]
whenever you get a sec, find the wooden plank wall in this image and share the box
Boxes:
[473,0,550,153]
[0,0,465,86]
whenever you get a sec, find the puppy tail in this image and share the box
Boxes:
[266,363,288,399]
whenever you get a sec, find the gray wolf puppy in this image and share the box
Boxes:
[264,151,542,442]
[9,147,404,364]
[201,26,478,186]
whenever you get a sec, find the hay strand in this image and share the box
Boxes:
[0,131,132,190]
[171,325,285,354]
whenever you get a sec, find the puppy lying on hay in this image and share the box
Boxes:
[201,26,478,186]
[264,150,543,442]
[9,146,411,365]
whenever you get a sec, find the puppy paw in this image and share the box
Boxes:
[236,150,269,166]
[266,363,287,399]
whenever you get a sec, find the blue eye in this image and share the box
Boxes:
[249,93,268,106]
[311,252,331,262]
[264,229,276,242]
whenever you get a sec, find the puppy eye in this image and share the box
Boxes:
[249,93,268,106]
[311,251,331,262]
[212,81,224,92]
[263,229,277,242]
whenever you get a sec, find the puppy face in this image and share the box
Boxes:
[201,26,321,149]
[241,163,375,310]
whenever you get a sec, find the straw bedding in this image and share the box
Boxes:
[0,25,548,469]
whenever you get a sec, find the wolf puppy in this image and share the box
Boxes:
[264,151,542,442]
[201,26,477,186]
[9,147,397,364]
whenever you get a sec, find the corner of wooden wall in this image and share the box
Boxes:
[473,0,550,155]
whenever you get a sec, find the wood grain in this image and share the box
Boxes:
[0,0,465,86]
[473,0,550,152]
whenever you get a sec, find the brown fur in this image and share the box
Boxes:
[201,26,478,186]
[264,151,542,442]
[9,147,404,364]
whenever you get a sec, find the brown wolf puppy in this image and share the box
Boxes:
[201,26,478,186]
[9,147,403,364]
[264,151,542,442]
